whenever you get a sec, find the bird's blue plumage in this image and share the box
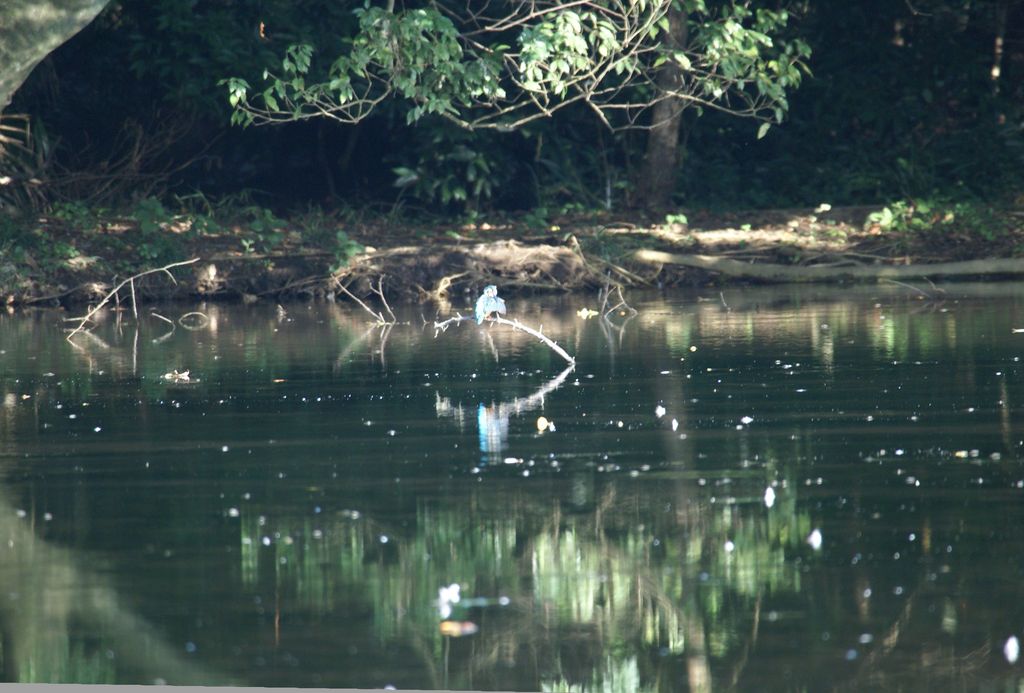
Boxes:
[475,285,507,324]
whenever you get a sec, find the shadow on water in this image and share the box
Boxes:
[3,283,1024,689]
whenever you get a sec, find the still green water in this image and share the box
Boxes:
[2,284,1024,691]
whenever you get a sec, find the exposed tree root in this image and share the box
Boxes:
[334,240,608,300]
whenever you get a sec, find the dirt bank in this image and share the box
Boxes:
[6,204,1024,309]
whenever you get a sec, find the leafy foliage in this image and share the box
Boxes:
[4,0,1023,234]
[392,126,514,209]
[866,197,1016,244]
[225,1,810,134]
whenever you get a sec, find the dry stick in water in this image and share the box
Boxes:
[65,258,200,341]
[433,314,576,365]
[601,284,638,318]
[336,280,394,325]
[372,277,397,323]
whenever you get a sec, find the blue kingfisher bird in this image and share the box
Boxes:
[474,285,507,324]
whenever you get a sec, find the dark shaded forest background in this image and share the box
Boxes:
[3,0,1024,224]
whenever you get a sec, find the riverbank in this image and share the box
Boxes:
[4,202,1024,309]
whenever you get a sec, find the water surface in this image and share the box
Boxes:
[3,284,1024,691]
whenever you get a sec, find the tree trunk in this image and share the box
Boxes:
[0,0,111,114]
[632,249,1024,283]
[636,6,688,212]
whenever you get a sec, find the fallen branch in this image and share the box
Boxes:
[632,250,1024,282]
[432,314,575,365]
[65,258,200,341]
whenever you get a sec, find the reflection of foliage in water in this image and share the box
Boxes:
[232,474,812,691]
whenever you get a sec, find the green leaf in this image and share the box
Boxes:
[756,122,771,139]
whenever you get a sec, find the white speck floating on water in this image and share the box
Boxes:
[1005,636,1020,664]
[724,541,735,552]
[655,405,666,418]
[740,416,754,425]
[764,487,776,508]
[438,583,461,619]
[807,529,823,550]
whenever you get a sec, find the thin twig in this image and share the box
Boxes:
[373,276,397,323]
[880,277,933,299]
[602,285,638,318]
[336,280,393,325]
[65,258,200,341]
[433,313,470,334]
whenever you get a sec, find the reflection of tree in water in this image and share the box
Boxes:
[0,482,232,685]
[234,472,811,691]
[232,459,1019,692]
[434,363,575,466]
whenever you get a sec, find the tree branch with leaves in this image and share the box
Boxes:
[223,0,810,135]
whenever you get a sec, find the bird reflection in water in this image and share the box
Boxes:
[434,363,575,466]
